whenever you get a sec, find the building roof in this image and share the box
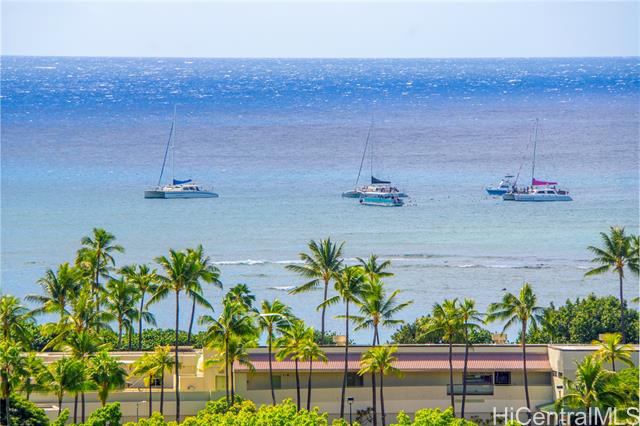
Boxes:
[235,351,551,373]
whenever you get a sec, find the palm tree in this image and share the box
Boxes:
[150,248,198,421]
[227,336,257,402]
[60,330,103,422]
[0,341,25,425]
[27,263,83,321]
[358,345,401,426]
[257,299,292,405]
[350,279,412,346]
[18,353,47,401]
[422,299,461,415]
[458,298,483,419]
[104,277,137,349]
[287,238,344,342]
[76,228,124,305]
[487,283,543,414]
[131,353,155,418]
[297,336,327,410]
[357,254,394,281]
[88,351,127,407]
[67,361,91,424]
[121,264,158,350]
[591,333,634,372]
[0,295,34,346]
[585,227,639,342]
[320,266,365,419]
[226,283,256,311]
[556,356,625,419]
[44,357,77,417]
[44,289,113,355]
[186,245,222,344]
[146,346,176,415]
[276,320,313,410]
[200,297,256,407]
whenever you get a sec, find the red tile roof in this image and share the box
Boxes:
[235,351,550,372]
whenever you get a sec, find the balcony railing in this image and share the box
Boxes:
[447,384,494,395]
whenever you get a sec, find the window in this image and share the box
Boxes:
[346,373,364,387]
[495,371,511,385]
[151,377,162,387]
[271,375,282,389]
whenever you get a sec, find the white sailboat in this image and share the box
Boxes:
[503,119,572,202]
[144,108,219,199]
[342,119,407,199]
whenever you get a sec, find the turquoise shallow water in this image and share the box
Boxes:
[1,57,638,342]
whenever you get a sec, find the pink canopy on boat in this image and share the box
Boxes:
[532,178,557,186]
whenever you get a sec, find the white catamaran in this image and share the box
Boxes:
[342,119,408,199]
[144,109,219,199]
[503,119,572,202]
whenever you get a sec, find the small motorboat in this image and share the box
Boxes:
[359,193,404,207]
[486,175,515,195]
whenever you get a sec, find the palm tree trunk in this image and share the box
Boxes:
[612,357,616,372]
[160,374,165,415]
[128,326,133,351]
[340,300,349,419]
[139,293,145,350]
[230,361,235,404]
[149,377,153,418]
[380,371,386,426]
[522,322,531,417]
[74,393,78,423]
[371,371,378,426]
[371,331,378,426]
[461,327,470,419]
[295,359,301,411]
[320,278,329,343]
[268,335,276,405]
[81,392,85,422]
[448,340,455,415]
[618,270,625,343]
[224,337,230,407]
[5,395,10,426]
[58,395,62,417]
[174,291,181,422]
[187,296,196,345]
[307,359,313,411]
[118,322,123,349]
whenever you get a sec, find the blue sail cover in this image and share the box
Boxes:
[371,176,391,184]
[173,178,192,185]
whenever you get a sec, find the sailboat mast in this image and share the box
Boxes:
[531,118,538,184]
[354,119,373,189]
[157,109,175,187]
[171,106,176,184]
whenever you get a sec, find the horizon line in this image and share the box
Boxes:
[2,54,639,60]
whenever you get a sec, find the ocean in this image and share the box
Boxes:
[1,56,638,343]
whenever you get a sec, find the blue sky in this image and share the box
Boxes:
[2,1,638,58]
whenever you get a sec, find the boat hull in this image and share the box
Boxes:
[503,193,572,202]
[486,188,508,195]
[359,197,404,207]
[144,190,219,199]
[341,190,361,198]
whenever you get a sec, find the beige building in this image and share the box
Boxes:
[30,344,639,423]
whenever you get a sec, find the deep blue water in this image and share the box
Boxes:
[1,56,638,342]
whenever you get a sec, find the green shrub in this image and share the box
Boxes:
[3,393,50,426]
[391,408,478,426]
[79,402,122,426]
[527,295,639,344]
